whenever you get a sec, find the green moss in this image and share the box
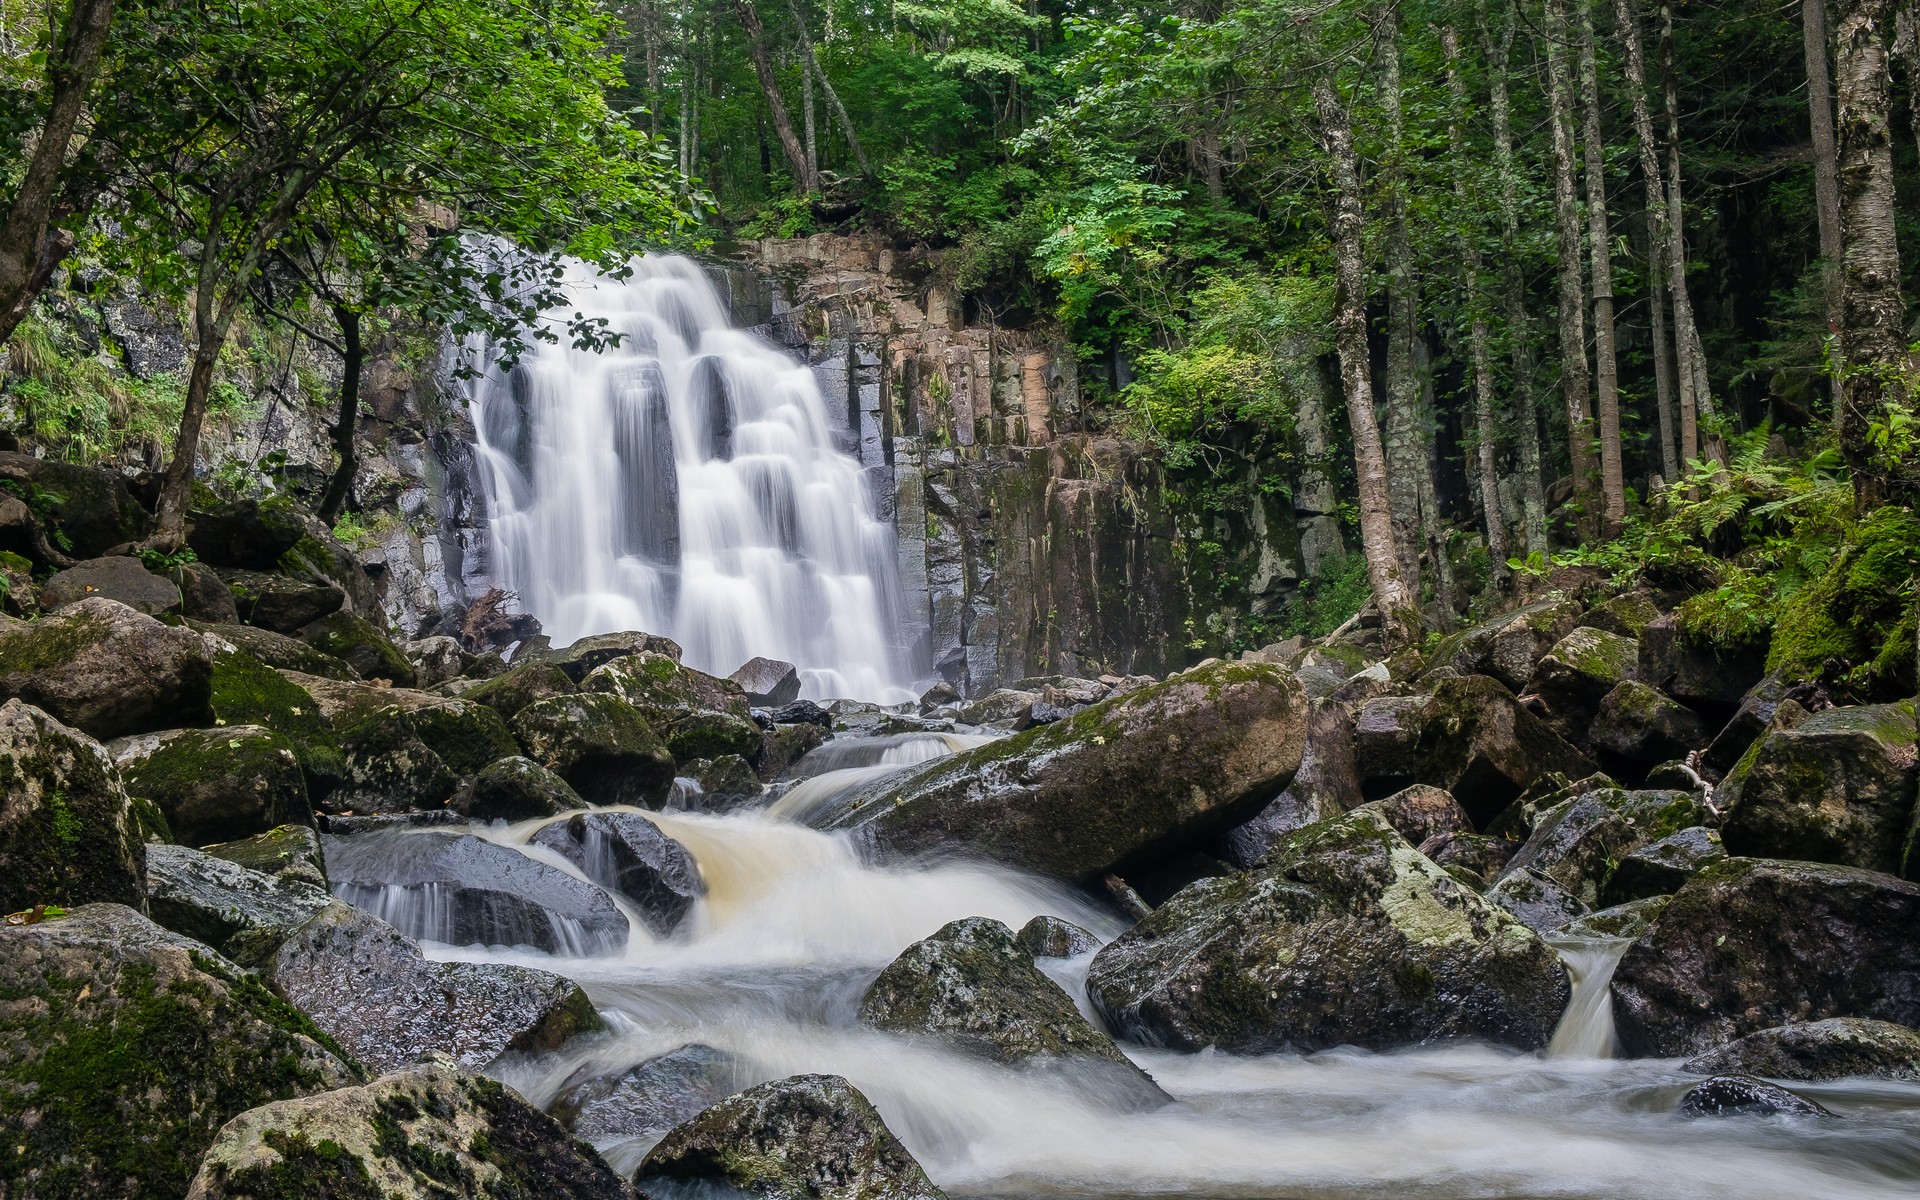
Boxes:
[400,703,518,777]
[299,611,415,686]
[1767,507,1920,698]
[210,650,346,790]
[212,1129,384,1200]
[0,607,109,675]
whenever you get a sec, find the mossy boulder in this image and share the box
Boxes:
[41,555,183,616]
[279,527,384,619]
[0,597,213,738]
[187,494,310,570]
[1086,808,1570,1053]
[1681,1017,1920,1082]
[1352,693,1427,799]
[297,611,416,687]
[1412,674,1595,827]
[859,917,1165,1103]
[1015,914,1101,959]
[187,1057,632,1200]
[636,1073,944,1200]
[1493,788,1709,910]
[1603,826,1724,905]
[207,651,346,795]
[530,811,703,936]
[203,823,327,889]
[0,451,151,556]
[758,720,829,781]
[144,843,332,967]
[1416,831,1517,888]
[1638,612,1767,712]
[1531,627,1639,707]
[1218,697,1361,868]
[1437,597,1583,692]
[680,753,764,810]
[293,675,519,814]
[0,903,360,1200]
[533,629,683,682]
[0,699,145,916]
[403,635,466,688]
[1764,506,1920,701]
[582,652,762,764]
[1718,701,1919,877]
[511,693,675,807]
[1611,858,1920,1056]
[270,902,602,1073]
[450,755,585,821]
[463,660,578,719]
[198,622,358,680]
[1577,590,1663,638]
[830,661,1308,885]
[1590,680,1710,775]
[112,725,312,847]
[219,568,346,633]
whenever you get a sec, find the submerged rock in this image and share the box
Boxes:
[112,725,311,847]
[636,1073,944,1200]
[1676,1075,1832,1118]
[0,597,213,738]
[1015,914,1101,959]
[1087,808,1569,1053]
[1412,675,1595,826]
[188,1057,634,1200]
[1681,1018,1920,1082]
[834,661,1307,884]
[270,902,601,1073]
[0,699,146,916]
[1611,858,1920,1056]
[145,843,332,967]
[551,1043,739,1142]
[512,693,676,807]
[531,811,703,936]
[452,755,587,821]
[0,904,360,1200]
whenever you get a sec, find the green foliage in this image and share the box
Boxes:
[739,194,821,240]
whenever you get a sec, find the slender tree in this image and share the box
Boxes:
[1614,0,1681,482]
[1660,0,1707,463]
[1577,0,1625,533]
[1378,6,1431,597]
[785,0,873,177]
[732,0,813,193]
[1807,0,1847,414]
[1546,0,1598,532]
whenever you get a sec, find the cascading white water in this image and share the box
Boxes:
[466,253,918,703]
[1546,936,1635,1059]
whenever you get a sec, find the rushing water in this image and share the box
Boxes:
[464,253,918,703]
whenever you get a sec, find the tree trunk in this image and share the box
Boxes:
[1897,6,1920,161]
[1379,8,1433,603]
[1809,0,1848,416]
[785,0,872,177]
[800,43,819,191]
[1444,26,1512,593]
[0,0,117,344]
[1614,0,1682,482]
[1313,79,1422,649]
[1578,0,1626,536]
[1486,0,1551,557]
[316,306,364,523]
[731,0,811,193]
[1296,369,1348,575]
[1546,0,1598,534]
[1661,1,1713,462]
[1834,0,1912,507]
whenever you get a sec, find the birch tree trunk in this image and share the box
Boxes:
[1313,78,1423,648]
[1614,0,1681,482]
[785,0,873,177]
[1660,0,1706,463]
[1546,0,1598,535]
[1379,9,1429,596]
[1578,0,1626,535]
[1808,0,1848,416]
[801,45,820,192]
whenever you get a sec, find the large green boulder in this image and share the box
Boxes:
[511,693,675,807]
[1590,680,1709,774]
[297,611,416,687]
[0,904,361,1200]
[451,755,586,821]
[1412,674,1595,827]
[207,649,346,794]
[463,659,578,718]
[293,674,518,813]
[0,699,146,916]
[187,1057,632,1200]
[0,451,150,556]
[1611,858,1920,1056]
[112,725,312,847]
[187,494,310,570]
[1492,788,1709,910]
[219,568,346,633]
[1086,808,1570,1053]
[0,597,213,739]
[1433,597,1583,692]
[1531,626,1639,707]
[584,652,762,764]
[636,1074,944,1200]
[1718,701,1919,877]
[828,661,1308,885]
[197,622,358,680]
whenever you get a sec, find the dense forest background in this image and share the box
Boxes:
[5,0,1920,693]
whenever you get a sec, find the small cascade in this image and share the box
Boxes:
[464,252,922,703]
[768,731,1000,824]
[1546,937,1634,1059]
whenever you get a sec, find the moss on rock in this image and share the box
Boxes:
[297,611,416,687]
[511,693,675,807]
[0,699,145,915]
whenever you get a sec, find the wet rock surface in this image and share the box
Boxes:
[188,1057,635,1200]
[1015,914,1101,959]
[1676,1074,1832,1119]
[512,693,676,807]
[550,1043,739,1142]
[1681,1017,1920,1082]
[1412,675,1594,827]
[530,810,703,935]
[203,823,328,888]
[270,902,601,1073]
[1493,788,1706,910]
[145,843,332,967]
[636,1073,945,1200]
[0,698,146,915]
[293,673,518,813]
[1356,784,1472,846]
[0,597,213,738]
[112,725,312,847]
[1603,826,1724,905]
[452,754,587,821]
[584,652,762,765]
[1590,681,1709,775]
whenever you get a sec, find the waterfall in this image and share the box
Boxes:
[465,253,919,703]
[1546,936,1634,1059]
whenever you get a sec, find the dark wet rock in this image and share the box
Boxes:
[203,823,327,889]
[452,755,587,821]
[220,568,346,632]
[0,597,213,738]
[1676,1075,1832,1118]
[583,652,761,765]
[534,629,683,681]
[860,917,1162,1102]
[1637,613,1766,711]
[1612,858,1920,1056]
[1590,681,1710,774]
[1603,827,1725,905]
[293,674,519,814]
[0,699,145,916]
[1413,675,1595,828]
[1416,831,1517,887]
[464,659,579,719]
[1718,701,1918,877]
[766,698,832,728]
[0,903,359,1200]
[405,634,467,688]
[1531,627,1639,707]
[833,661,1308,885]
[1485,866,1590,934]
[678,753,764,811]
[759,721,830,781]
[1353,694,1428,799]
[1681,1018,1920,1082]
[1216,698,1360,868]
[531,811,702,936]
[172,561,241,624]
[512,693,676,807]
[270,902,602,1073]
[145,843,331,967]
[188,1057,633,1200]
[1436,597,1584,692]
[298,610,416,686]
[111,725,311,847]
[551,1043,738,1142]
[729,655,801,706]
[197,621,357,680]
[1087,808,1570,1053]
[1577,590,1663,638]
[1484,772,1620,842]
[41,555,181,616]
[1553,895,1670,940]
[0,452,149,556]
[1357,784,1471,846]
[1702,674,1828,778]
[1494,788,1708,910]
[959,687,1039,730]
[1015,914,1101,959]
[319,810,467,834]
[324,831,628,955]
[187,494,310,570]
[636,1073,944,1200]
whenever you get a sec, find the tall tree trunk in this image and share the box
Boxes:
[316,306,364,524]
[1614,0,1682,483]
[1314,79,1422,648]
[0,0,117,344]
[785,0,872,177]
[644,0,662,138]
[1487,0,1551,556]
[1896,6,1920,161]
[1444,26,1512,593]
[1834,0,1912,507]
[1296,371,1348,575]
[800,44,820,192]
[731,0,810,193]
[1546,0,1599,534]
[1660,0,1706,464]
[1809,0,1848,417]
[1578,0,1626,535]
